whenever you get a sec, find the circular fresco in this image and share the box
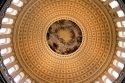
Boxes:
[47,20,82,55]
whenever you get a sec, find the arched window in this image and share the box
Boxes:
[117,51,125,58]
[105,78,112,83]
[102,75,113,83]
[108,68,119,79]
[117,10,125,17]
[118,31,125,37]
[117,21,125,27]
[118,41,125,48]
[14,72,25,83]
[3,56,15,65]
[6,7,18,15]
[109,1,119,9]
[0,38,11,45]
[1,47,12,55]
[2,17,14,24]
[8,65,19,74]
[12,0,23,7]
[113,59,124,70]
[0,28,11,34]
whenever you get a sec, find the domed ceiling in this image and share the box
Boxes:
[1,0,125,83]
[13,0,116,82]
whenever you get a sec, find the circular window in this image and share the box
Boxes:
[46,19,82,55]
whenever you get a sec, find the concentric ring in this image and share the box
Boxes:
[13,0,116,82]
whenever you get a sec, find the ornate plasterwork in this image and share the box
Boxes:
[13,0,116,82]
